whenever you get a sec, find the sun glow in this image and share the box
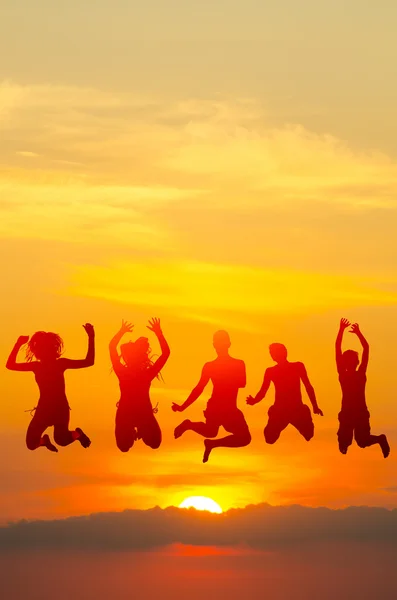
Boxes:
[179,496,223,514]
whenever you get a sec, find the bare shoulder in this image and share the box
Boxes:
[232,357,246,368]
[294,361,306,370]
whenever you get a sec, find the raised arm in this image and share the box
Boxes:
[336,318,350,374]
[172,363,211,412]
[146,318,170,380]
[62,324,95,370]
[299,363,323,416]
[247,368,272,405]
[109,320,133,372]
[6,336,37,371]
[350,323,369,373]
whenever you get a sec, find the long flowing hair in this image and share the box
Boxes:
[119,338,163,381]
[26,331,64,362]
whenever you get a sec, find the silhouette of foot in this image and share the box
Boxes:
[203,439,214,463]
[174,420,191,440]
[42,434,58,453]
[380,434,390,458]
[339,446,348,455]
[76,428,91,448]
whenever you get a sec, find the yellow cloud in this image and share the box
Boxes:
[68,259,397,325]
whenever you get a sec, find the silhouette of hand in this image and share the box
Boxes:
[350,323,360,335]
[83,323,95,337]
[119,320,134,335]
[147,317,162,335]
[17,335,29,346]
[172,402,183,412]
[340,318,350,330]
[246,395,257,406]
[313,405,323,416]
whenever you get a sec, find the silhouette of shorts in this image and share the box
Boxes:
[265,403,314,440]
[116,400,157,434]
[203,402,250,434]
[337,409,371,450]
[30,403,71,429]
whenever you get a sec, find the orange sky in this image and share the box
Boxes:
[1,1,397,522]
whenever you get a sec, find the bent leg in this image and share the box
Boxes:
[115,407,136,453]
[290,404,314,442]
[53,407,90,449]
[203,410,251,463]
[337,412,353,455]
[26,414,57,452]
[264,405,288,445]
[354,415,390,457]
[140,416,162,450]
[174,420,219,440]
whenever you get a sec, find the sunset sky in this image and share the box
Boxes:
[1,0,397,528]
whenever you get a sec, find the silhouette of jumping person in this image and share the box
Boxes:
[6,325,94,452]
[247,343,323,444]
[109,318,170,452]
[336,318,390,458]
[172,330,251,463]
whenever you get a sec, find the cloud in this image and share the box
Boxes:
[1,504,397,551]
[68,259,397,325]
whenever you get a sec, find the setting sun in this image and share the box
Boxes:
[179,497,223,514]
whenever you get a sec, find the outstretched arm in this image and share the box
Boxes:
[247,368,272,405]
[336,318,350,374]
[146,318,170,380]
[350,323,369,373]
[172,364,211,412]
[109,320,133,372]
[6,336,36,371]
[62,324,95,370]
[300,363,323,416]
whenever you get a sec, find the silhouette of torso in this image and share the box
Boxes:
[206,356,245,411]
[339,369,367,413]
[33,359,68,411]
[117,366,153,410]
[268,361,304,409]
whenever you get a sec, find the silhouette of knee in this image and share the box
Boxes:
[26,438,38,451]
[242,431,252,446]
[117,441,132,453]
[264,429,278,444]
[54,433,69,447]
[206,427,219,438]
[147,439,161,450]
[304,430,314,442]
[355,437,368,449]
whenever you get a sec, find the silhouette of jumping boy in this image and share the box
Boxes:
[335,318,390,458]
[109,318,170,452]
[6,325,94,452]
[247,343,323,444]
[172,330,251,463]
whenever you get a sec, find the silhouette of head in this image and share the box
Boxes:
[121,337,151,369]
[269,343,288,363]
[341,349,360,371]
[213,330,231,355]
[26,331,64,362]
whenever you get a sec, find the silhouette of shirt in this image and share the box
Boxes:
[32,360,68,410]
[204,356,246,411]
[267,362,306,409]
[116,366,153,408]
[339,370,367,413]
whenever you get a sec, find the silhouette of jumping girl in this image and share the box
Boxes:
[6,325,94,452]
[336,318,390,458]
[172,330,251,463]
[109,318,170,452]
[247,343,323,444]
